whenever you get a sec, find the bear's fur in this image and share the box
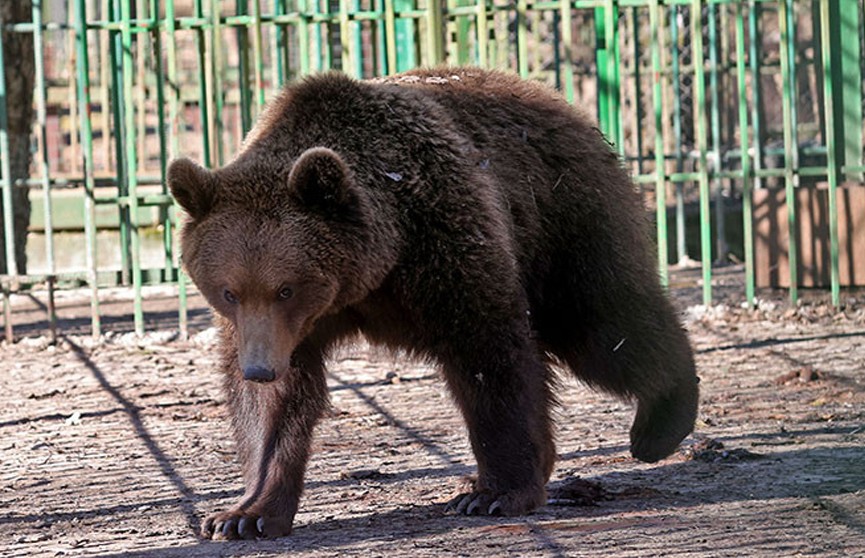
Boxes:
[168,67,699,540]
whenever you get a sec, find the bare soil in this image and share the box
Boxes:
[2,267,865,557]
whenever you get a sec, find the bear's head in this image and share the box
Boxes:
[168,147,371,383]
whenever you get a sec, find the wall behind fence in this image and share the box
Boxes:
[1,0,864,340]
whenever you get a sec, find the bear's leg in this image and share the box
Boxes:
[623,317,699,463]
[550,292,698,463]
[201,345,328,540]
[441,330,556,516]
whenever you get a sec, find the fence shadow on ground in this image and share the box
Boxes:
[77,436,865,558]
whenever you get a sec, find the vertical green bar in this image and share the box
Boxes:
[692,0,711,305]
[595,7,609,134]
[0,9,18,338]
[251,0,265,111]
[121,0,145,335]
[339,0,353,75]
[604,0,621,152]
[611,2,622,154]
[476,0,489,68]
[211,0,225,165]
[516,0,528,77]
[375,0,386,75]
[426,0,443,66]
[273,0,285,85]
[670,5,686,264]
[708,2,725,265]
[831,0,863,181]
[394,0,415,71]
[310,0,323,72]
[108,0,132,287]
[194,0,212,167]
[595,0,621,152]
[320,0,333,70]
[165,0,187,339]
[449,0,470,64]
[32,0,57,339]
[237,0,252,136]
[735,1,754,307]
[779,0,798,302]
[384,0,397,74]
[151,0,172,279]
[650,0,666,285]
[352,0,363,77]
[298,0,311,76]
[558,0,573,102]
[632,8,644,176]
[75,0,102,338]
[748,0,762,190]
[819,0,840,306]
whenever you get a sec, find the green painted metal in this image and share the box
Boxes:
[779,0,797,302]
[0,3,16,343]
[819,0,841,306]
[649,0,667,286]
[734,1,754,307]
[692,0,712,306]
[32,0,58,341]
[475,0,488,68]
[832,0,863,181]
[0,0,862,340]
[558,0,573,103]
[394,0,415,71]
[119,0,145,336]
[707,2,725,266]
[747,1,763,191]
[669,5,686,265]
[237,0,254,136]
[74,0,102,337]
[516,0,528,78]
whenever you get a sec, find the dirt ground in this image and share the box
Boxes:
[2,266,865,557]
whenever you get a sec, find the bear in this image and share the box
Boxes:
[167,67,699,540]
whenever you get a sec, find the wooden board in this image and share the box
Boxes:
[753,185,865,288]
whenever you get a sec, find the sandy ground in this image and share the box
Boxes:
[2,267,864,557]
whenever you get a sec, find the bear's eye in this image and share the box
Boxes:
[277,286,294,300]
[223,289,239,305]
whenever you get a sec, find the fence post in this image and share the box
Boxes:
[0,10,19,283]
[779,0,798,302]
[735,1,754,307]
[819,0,841,306]
[425,0,443,66]
[692,0,712,306]
[834,0,863,181]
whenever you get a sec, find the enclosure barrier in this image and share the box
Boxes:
[0,0,863,341]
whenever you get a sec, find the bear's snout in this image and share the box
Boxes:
[243,365,276,383]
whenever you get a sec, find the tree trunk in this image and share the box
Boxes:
[1,0,34,275]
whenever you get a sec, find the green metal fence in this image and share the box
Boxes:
[1,0,863,341]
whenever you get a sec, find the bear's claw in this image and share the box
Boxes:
[446,492,503,516]
[445,485,543,517]
[202,510,292,540]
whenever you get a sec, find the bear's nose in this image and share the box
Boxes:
[243,365,276,383]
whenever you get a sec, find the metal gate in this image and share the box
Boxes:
[1,0,863,340]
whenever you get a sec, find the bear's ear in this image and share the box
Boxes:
[167,158,217,221]
[288,147,356,212]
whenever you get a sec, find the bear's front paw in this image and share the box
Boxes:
[202,509,294,540]
[445,485,545,517]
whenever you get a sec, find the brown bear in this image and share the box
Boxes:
[168,67,699,540]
